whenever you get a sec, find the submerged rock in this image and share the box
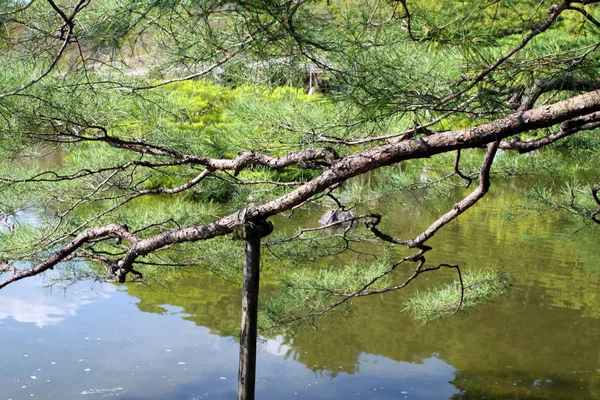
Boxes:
[318,209,356,227]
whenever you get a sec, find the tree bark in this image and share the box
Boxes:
[236,220,272,400]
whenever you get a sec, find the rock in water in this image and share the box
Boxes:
[318,209,356,226]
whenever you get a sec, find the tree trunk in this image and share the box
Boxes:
[236,220,272,400]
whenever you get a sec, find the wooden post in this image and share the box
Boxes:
[235,220,272,400]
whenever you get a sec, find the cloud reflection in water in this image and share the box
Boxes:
[0,278,113,327]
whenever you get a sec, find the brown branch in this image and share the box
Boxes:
[0,263,19,275]
[566,4,600,28]
[500,111,600,153]
[32,127,183,159]
[221,175,304,187]
[46,0,72,27]
[398,0,416,41]
[31,125,341,173]
[1,160,193,184]
[452,265,464,314]
[133,169,212,196]
[39,168,213,249]
[367,140,498,248]
[454,149,473,186]
[185,147,340,174]
[518,77,600,111]
[0,224,138,289]
[358,262,460,296]
[592,186,600,206]
[590,186,600,224]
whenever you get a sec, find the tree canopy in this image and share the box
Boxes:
[0,0,599,323]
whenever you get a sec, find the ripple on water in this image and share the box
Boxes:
[80,387,125,396]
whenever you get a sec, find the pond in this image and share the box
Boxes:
[1,178,599,399]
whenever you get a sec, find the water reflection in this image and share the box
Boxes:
[1,180,600,399]
[1,296,81,327]
[0,278,112,327]
[262,335,292,357]
[121,181,600,398]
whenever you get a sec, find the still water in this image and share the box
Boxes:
[1,180,599,399]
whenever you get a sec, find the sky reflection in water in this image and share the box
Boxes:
[0,277,458,400]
